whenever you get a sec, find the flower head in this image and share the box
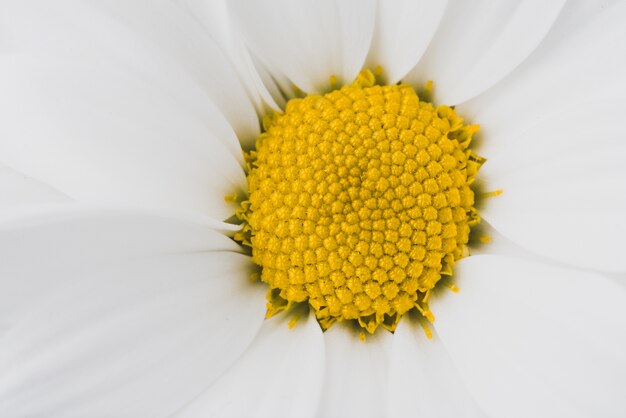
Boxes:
[1,1,625,417]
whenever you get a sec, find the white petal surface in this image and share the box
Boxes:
[0,0,256,219]
[176,310,325,418]
[388,316,484,418]
[317,323,392,418]
[230,0,377,94]
[404,0,565,104]
[478,98,626,272]
[366,0,447,84]
[0,252,266,418]
[430,255,626,418]
[175,0,283,121]
[460,0,626,143]
[0,205,239,336]
[0,164,70,218]
[605,271,626,288]
[459,2,626,271]
[468,219,541,262]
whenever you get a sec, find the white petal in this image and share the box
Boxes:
[0,205,239,335]
[0,0,257,219]
[248,51,289,111]
[175,0,284,122]
[317,323,392,418]
[388,316,484,418]
[430,255,626,418]
[605,271,626,289]
[460,2,626,272]
[0,164,70,217]
[0,252,266,418]
[469,219,541,262]
[476,96,626,272]
[230,0,377,94]
[404,0,565,104]
[461,1,626,147]
[176,310,325,418]
[1,0,260,152]
[366,0,447,84]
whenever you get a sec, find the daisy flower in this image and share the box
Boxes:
[1,0,625,417]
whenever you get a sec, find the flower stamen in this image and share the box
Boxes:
[235,70,484,333]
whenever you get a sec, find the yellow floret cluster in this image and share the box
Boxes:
[236,71,483,333]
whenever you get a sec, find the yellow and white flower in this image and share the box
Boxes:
[1,1,625,417]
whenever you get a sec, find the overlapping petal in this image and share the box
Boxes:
[317,323,392,418]
[462,1,626,272]
[0,205,240,334]
[0,0,257,219]
[0,164,70,219]
[387,316,485,418]
[365,0,447,84]
[176,310,325,418]
[404,0,566,105]
[174,0,284,119]
[0,249,265,418]
[430,255,626,418]
[230,0,377,94]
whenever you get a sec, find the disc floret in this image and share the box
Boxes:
[236,70,483,333]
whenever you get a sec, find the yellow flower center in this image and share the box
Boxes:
[235,70,483,333]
